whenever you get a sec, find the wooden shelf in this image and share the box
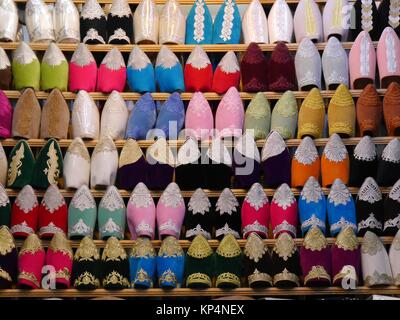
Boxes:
[12,0,334,5]
[0,287,398,298]
[0,137,396,149]
[3,186,393,198]
[0,42,372,52]
[2,89,388,101]
[13,237,395,249]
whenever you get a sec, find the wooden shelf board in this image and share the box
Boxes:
[0,42,372,52]
[13,237,395,249]
[2,89,388,100]
[0,287,398,298]
[3,187,393,198]
[12,0,337,5]
[0,137,396,149]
